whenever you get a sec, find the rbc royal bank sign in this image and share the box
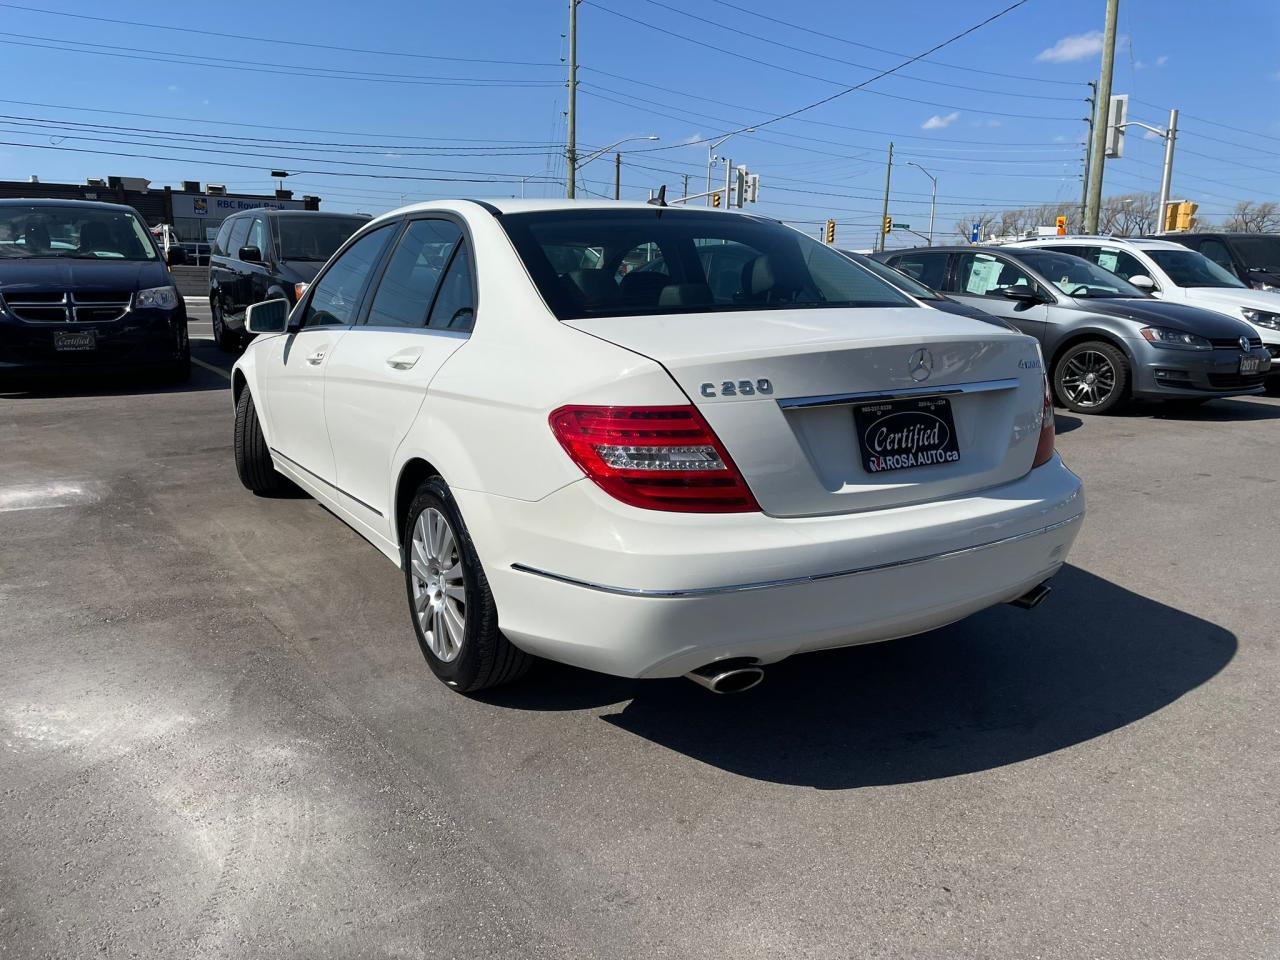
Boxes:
[172,194,306,218]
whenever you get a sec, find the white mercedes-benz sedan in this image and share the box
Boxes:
[230,200,1084,694]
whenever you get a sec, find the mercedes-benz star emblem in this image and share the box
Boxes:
[1240,336,1251,352]
[908,348,933,382]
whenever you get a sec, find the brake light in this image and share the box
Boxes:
[1032,371,1055,467]
[549,405,760,513]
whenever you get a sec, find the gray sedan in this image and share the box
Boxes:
[874,245,1271,414]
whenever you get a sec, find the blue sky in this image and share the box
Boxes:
[1,0,1276,249]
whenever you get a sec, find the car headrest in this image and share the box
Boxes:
[563,268,617,304]
[742,255,776,298]
[658,282,713,309]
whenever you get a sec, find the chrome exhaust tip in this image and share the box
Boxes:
[685,658,765,694]
[1009,581,1052,610]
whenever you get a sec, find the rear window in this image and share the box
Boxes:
[274,215,369,262]
[499,209,912,321]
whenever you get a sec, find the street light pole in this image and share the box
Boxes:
[572,136,659,197]
[1157,108,1178,233]
[906,161,936,246]
[706,127,754,206]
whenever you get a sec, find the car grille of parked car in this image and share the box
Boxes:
[1209,336,1262,350]
[1,291,133,323]
[1207,371,1269,389]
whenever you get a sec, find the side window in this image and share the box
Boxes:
[1042,245,1097,261]
[300,224,396,328]
[427,243,476,332]
[365,219,461,328]
[213,220,234,257]
[1093,248,1148,283]
[954,253,1033,296]
[226,218,251,259]
[887,252,948,290]
[245,216,267,256]
[1198,239,1236,274]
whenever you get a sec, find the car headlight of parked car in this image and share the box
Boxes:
[1139,326,1211,350]
[135,285,180,310]
[1241,308,1280,331]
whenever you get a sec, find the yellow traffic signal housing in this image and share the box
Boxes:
[883,215,892,235]
[825,219,836,243]
[1176,201,1198,232]
[1055,215,1067,235]
[711,191,721,208]
[1163,202,1179,232]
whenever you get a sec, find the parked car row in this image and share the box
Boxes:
[873,236,1276,414]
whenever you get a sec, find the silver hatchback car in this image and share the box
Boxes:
[875,245,1271,414]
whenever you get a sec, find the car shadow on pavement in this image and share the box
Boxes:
[0,342,231,400]
[1135,396,1280,422]
[489,565,1236,788]
[1053,412,1084,434]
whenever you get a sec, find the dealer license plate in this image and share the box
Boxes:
[854,396,961,474]
[54,330,96,352]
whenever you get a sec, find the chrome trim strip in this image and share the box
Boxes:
[776,377,1020,410]
[269,447,384,517]
[511,512,1084,598]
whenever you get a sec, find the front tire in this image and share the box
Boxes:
[233,389,289,495]
[1053,341,1130,415]
[403,477,532,693]
[211,294,237,353]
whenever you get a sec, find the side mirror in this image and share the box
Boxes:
[238,245,263,264]
[1128,274,1156,290]
[1000,286,1041,303]
[165,246,187,266]
[245,297,290,335]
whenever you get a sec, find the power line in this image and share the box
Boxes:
[0,33,560,88]
[617,0,1081,102]
[0,2,559,67]
[702,0,1081,87]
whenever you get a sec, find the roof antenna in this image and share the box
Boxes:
[647,184,667,207]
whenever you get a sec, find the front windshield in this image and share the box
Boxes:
[275,216,367,261]
[0,204,157,260]
[1230,236,1280,274]
[844,251,942,300]
[1146,249,1245,288]
[1016,250,1146,298]
[501,210,913,321]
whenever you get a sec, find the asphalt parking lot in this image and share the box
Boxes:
[2,318,1278,959]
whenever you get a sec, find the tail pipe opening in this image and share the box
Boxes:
[685,658,764,694]
[1009,581,1052,610]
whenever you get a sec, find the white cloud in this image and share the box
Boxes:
[921,111,960,130]
[1143,129,1163,140]
[166,84,180,93]
[1036,31,1104,63]
[681,133,703,145]
[1156,54,1169,66]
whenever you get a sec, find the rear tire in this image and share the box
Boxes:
[403,476,533,693]
[234,388,289,495]
[1053,341,1130,415]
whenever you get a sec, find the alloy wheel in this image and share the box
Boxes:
[1060,350,1116,408]
[409,507,467,662]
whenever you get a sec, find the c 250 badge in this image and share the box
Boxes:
[700,379,773,398]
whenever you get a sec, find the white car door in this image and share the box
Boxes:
[257,223,397,487]
[323,218,476,534]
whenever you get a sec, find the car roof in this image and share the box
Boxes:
[223,208,368,220]
[363,197,778,229]
[1011,235,1188,251]
[0,197,142,214]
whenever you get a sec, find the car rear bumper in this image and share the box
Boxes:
[1127,339,1271,398]
[0,308,187,373]
[455,455,1085,678]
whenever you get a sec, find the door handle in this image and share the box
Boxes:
[306,349,326,365]
[385,348,422,370]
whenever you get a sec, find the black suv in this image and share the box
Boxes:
[0,199,189,382]
[1160,232,1280,291]
[208,209,369,350]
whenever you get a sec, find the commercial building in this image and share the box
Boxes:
[0,176,322,242]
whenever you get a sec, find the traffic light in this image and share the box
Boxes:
[883,215,892,236]
[825,219,836,244]
[711,191,721,208]
[1176,201,1198,232]
[1055,215,1067,235]
[746,174,760,203]
[1163,202,1178,232]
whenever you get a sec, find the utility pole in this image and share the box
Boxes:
[878,141,893,253]
[614,152,621,200]
[565,0,579,199]
[682,173,689,200]
[1156,108,1178,233]
[725,157,733,210]
[1084,0,1119,232]
[1080,80,1096,228]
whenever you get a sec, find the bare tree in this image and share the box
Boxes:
[1223,200,1280,232]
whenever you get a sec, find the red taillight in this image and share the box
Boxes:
[1032,371,1055,467]
[549,405,760,513]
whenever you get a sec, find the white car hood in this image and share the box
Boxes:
[1179,287,1280,344]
